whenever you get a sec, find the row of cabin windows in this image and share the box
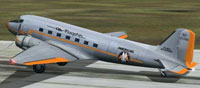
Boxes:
[39,28,98,48]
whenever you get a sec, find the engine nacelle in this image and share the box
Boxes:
[15,35,44,49]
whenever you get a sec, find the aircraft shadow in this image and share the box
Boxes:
[77,67,182,83]
[0,60,97,88]
[141,71,181,83]
[0,60,199,88]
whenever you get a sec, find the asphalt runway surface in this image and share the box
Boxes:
[0,41,200,88]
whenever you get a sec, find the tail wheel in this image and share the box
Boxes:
[159,69,167,77]
[160,71,167,77]
[33,64,46,73]
[57,62,67,66]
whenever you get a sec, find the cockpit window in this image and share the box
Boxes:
[10,19,24,23]
[19,19,24,23]
[10,20,18,22]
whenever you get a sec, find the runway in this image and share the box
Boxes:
[0,41,200,88]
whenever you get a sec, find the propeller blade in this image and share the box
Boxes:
[7,42,14,48]
[7,38,16,48]
[16,16,22,35]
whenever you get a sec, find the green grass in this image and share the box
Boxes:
[0,0,200,48]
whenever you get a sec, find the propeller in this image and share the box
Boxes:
[16,16,22,35]
[7,37,16,48]
[7,41,15,48]
[7,16,22,48]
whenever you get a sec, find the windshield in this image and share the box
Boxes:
[10,19,24,23]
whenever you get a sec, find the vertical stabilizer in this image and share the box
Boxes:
[160,28,197,71]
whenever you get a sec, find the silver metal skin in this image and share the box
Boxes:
[6,15,197,76]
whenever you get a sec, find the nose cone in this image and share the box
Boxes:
[6,22,9,29]
[6,21,20,35]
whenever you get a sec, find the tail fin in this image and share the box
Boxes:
[160,28,197,70]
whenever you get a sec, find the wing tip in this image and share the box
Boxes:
[10,59,16,65]
[119,35,128,39]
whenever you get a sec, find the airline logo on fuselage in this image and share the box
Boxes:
[47,25,85,39]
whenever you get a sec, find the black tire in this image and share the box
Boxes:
[57,62,67,66]
[33,64,46,73]
[160,71,167,77]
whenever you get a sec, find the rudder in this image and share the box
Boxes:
[184,29,197,69]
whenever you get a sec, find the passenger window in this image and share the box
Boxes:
[84,41,88,45]
[48,30,52,34]
[65,35,70,40]
[75,38,80,42]
[39,28,44,32]
[57,33,61,37]
[93,43,98,48]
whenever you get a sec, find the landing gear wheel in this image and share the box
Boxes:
[33,64,46,73]
[57,62,67,66]
[160,71,167,77]
[159,69,167,77]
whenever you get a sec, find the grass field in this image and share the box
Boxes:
[0,0,200,48]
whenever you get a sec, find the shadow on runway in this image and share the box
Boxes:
[142,71,181,83]
[0,60,97,88]
[0,60,200,88]
[79,67,182,83]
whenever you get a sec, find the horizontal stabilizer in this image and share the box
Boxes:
[170,65,189,74]
[158,59,194,75]
[105,31,128,39]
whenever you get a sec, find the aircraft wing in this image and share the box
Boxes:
[105,31,128,39]
[11,44,78,65]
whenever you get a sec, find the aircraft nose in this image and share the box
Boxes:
[6,21,19,35]
[6,22,9,29]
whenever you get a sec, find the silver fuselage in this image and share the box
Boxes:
[8,15,168,68]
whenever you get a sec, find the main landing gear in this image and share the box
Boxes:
[33,62,68,73]
[159,69,167,77]
[57,62,68,66]
[33,64,46,73]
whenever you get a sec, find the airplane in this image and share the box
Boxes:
[6,15,197,77]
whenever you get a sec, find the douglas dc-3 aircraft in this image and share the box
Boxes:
[6,15,197,77]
